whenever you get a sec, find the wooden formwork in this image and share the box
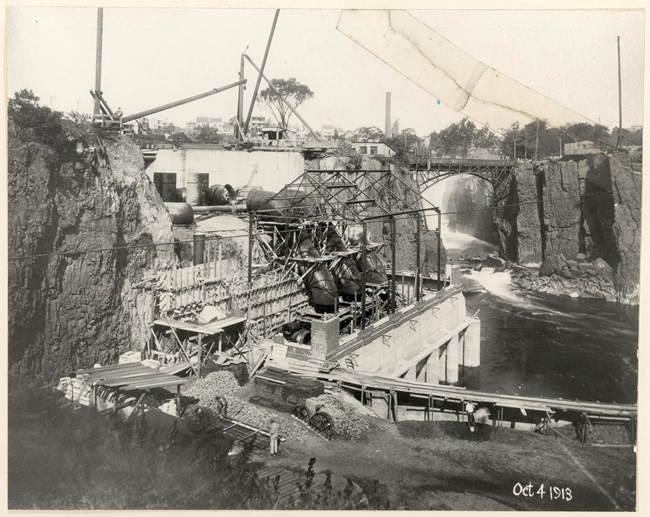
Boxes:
[148,263,309,340]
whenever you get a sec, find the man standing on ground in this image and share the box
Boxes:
[465,401,476,434]
[269,418,280,455]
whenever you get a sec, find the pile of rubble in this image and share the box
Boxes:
[308,392,371,440]
[183,371,310,442]
[184,371,240,400]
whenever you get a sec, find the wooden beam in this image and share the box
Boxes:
[164,316,199,376]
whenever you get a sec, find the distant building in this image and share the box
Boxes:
[221,122,236,136]
[195,116,223,130]
[563,140,602,156]
[466,147,502,160]
[350,141,395,157]
[321,125,336,140]
[249,115,269,133]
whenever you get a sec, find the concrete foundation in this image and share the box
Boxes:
[336,288,477,386]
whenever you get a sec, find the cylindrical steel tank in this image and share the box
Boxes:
[164,202,194,225]
[193,232,206,265]
[186,172,209,205]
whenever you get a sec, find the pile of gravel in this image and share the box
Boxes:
[184,371,240,400]
[308,393,371,440]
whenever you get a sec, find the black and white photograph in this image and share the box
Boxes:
[4,3,644,512]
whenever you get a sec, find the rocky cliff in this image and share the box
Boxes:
[494,153,641,303]
[9,119,175,380]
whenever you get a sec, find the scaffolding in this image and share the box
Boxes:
[247,167,443,332]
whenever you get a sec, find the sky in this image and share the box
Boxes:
[5,7,645,136]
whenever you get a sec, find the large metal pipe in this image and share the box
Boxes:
[246,187,293,223]
[205,184,235,206]
[297,237,338,309]
[244,9,280,134]
[192,204,247,214]
[164,202,194,225]
[122,80,246,123]
[325,225,362,297]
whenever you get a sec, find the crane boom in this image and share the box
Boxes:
[121,79,246,123]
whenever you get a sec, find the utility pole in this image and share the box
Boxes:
[94,7,103,116]
[534,119,539,160]
[616,36,623,148]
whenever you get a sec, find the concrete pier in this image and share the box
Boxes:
[445,334,459,384]
[331,288,478,386]
[461,319,481,367]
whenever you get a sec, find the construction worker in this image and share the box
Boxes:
[465,401,476,433]
[534,416,548,434]
[215,395,228,418]
[269,418,280,455]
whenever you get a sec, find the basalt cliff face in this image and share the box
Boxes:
[9,124,174,380]
[493,153,641,303]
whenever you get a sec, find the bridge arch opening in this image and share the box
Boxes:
[422,174,500,261]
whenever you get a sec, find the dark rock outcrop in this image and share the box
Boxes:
[495,153,640,303]
[9,126,174,380]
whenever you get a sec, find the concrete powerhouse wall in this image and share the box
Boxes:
[345,290,479,384]
[150,148,305,192]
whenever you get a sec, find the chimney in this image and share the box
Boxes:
[385,92,391,139]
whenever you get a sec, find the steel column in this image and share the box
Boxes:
[437,210,442,291]
[390,216,397,313]
[415,215,421,301]
[361,223,367,330]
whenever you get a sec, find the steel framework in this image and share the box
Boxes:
[247,168,443,330]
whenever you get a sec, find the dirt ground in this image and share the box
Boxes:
[256,416,636,511]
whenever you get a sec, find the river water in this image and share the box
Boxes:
[445,230,639,405]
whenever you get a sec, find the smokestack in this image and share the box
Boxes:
[385,92,391,139]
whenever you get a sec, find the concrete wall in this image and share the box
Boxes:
[149,148,305,192]
[342,290,476,384]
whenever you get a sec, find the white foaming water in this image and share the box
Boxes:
[468,267,577,319]
[468,267,531,307]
